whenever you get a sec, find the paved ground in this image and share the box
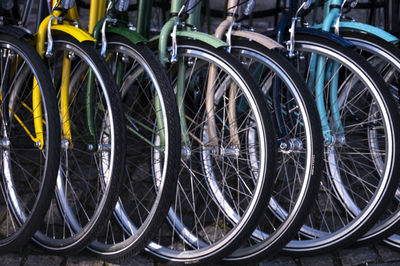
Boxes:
[1,244,400,265]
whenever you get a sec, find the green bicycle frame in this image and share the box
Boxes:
[89,0,167,148]
[142,0,227,147]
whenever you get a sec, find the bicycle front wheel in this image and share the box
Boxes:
[337,31,400,245]
[87,35,181,260]
[145,40,276,264]
[282,33,400,255]
[32,34,126,254]
[0,33,60,252]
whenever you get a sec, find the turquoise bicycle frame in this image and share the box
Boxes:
[305,0,343,143]
[313,0,399,45]
[307,0,400,143]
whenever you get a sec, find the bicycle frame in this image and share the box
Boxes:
[35,1,96,146]
[210,0,285,146]
[272,0,351,144]
[141,0,228,149]
[310,0,399,142]
[89,0,168,147]
[313,0,344,142]
[312,0,399,45]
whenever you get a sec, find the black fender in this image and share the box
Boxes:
[264,27,355,49]
[0,25,32,40]
[294,27,355,48]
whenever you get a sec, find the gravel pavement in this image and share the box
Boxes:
[1,244,400,265]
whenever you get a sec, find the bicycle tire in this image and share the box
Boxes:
[0,33,60,252]
[87,35,181,260]
[145,39,276,264]
[32,34,126,254]
[281,33,400,255]
[221,39,323,263]
[336,30,400,245]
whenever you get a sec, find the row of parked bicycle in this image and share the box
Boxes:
[1,0,400,264]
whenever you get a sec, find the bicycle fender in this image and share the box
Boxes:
[231,30,283,50]
[51,25,96,43]
[0,25,31,39]
[106,27,147,44]
[338,22,399,45]
[149,31,228,48]
[313,22,399,44]
[295,27,354,48]
[176,31,228,48]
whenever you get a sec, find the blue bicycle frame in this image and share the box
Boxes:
[274,0,352,144]
[310,0,400,141]
[313,0,399,45]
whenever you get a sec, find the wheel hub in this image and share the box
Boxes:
[181,146,191,161]
[0,138,10,149]
[280,138,303,153]
[220,146,240,158]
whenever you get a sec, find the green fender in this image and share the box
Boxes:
[149,30,228,49]
[176,30,228,48]
[106,26,147,44]
[92,18,147,44]
[151,15,228,65]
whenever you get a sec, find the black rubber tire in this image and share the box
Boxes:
[222,39,323,263]
[0,33,60,252]
[145,40,276,264]
[87,34,181,260]
[337,30,400,245]
[32,34,126,254]
[281,33,400,255]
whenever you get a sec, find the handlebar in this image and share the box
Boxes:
[185,0,197,15]
[303,0,312,9]
[60,0,75,10]
[243,0,256,16]
[115,0,130,12]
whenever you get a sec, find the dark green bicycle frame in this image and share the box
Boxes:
[140,0,228,147]
[88,0,167,148]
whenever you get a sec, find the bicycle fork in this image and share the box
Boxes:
[312,5,344,144]
[37,12,72,147]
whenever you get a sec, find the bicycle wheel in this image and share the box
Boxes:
[281,33,400,255]
[87,35,181,259]
[32,34,126,254]
[219,40,323,263]
[0,33,60,252]
[145,40,276,264]
[337,31,400,245]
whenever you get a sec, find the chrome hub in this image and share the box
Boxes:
[0,138,10,149]
[220,146,240,158]
[97,143,111,152]
[61,139,69,150]
[181,146,191,161]
[280,138,303,153]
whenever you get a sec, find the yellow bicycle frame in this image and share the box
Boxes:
[88,0,106,34]
[34,4,96,146]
